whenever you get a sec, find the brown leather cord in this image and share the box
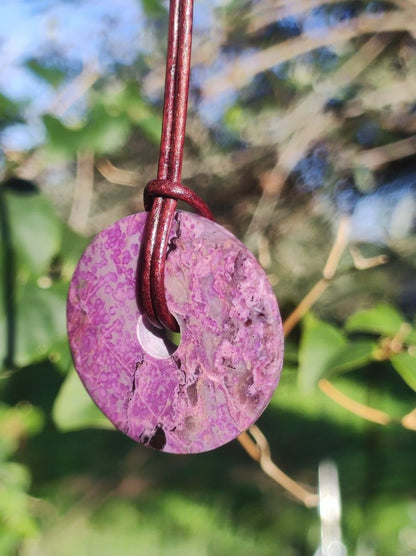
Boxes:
[144,179,213,218]
[140,0,214,332]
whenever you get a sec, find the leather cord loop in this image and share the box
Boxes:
[139,0,213,332]
[144,179,214,220]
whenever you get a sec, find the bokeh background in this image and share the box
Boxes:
[0,0,416,554]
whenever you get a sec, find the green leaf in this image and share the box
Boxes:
[345,304,405,338]
[104,83,161,143]
[134,115,162,144]
[44,109,131,156]
[0,93,24,130]
[0,403,44,459]
[224,104,245,131]
[329,340,377,375]
[25,59,66,87]
[4,186,62,277]
[48,339,73,375]
[298,313,346,391]
[0,248,6,368]
[141,0,166,16]
[352,165,376,193]
[83,112,130,154]
[390,352,416,391]
[15,282,67,368]
[282,339,298,364]
[53,368,113,431]
[404,328,416,346]
[42,114,83,158]
[0,485,39,539]
[60,225,90,282]
[44,83,160,156]
[0,462,31,491]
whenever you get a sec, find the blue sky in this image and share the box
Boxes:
[0,0,143,100]
[0,0,148,149]
[0,1,414,242]
[0,0,230,149]
[0,0,228,97]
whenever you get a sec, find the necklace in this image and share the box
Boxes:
[67,0,284,454]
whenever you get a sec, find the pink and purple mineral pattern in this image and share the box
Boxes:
[67,211,284,454]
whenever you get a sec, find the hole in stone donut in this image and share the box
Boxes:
[136,314,181,359]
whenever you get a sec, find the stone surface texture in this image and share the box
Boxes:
[67,211,284,453]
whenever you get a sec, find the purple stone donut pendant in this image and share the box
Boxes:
[67,211,284,453]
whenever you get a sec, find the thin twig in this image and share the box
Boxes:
[203,11,414,98]
[97,142,266,190]
[238,429,261,461]
[273,35,389,143]
[244,113,337,248]
[241,207,389,503]
[283,279,330,337]
[349,247,389,270]
[248,0,414,33]
[390,323,413,353]
[84,205,131,236]
[96,159,141,187]
[352,135,416,170]
[374,323,413,360]
[322,216,351,279]
[51,64,100,118]
[68,150,95,234]
[319,379,392,425]
[248,0,351,34]
[402,408,416,431]
[244,37,389,245]
[238,426,319,507]
[283,216,350,337]
[345,76,416,116]
[15,65,99,182]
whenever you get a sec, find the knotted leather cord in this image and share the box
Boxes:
[141,0,213,332]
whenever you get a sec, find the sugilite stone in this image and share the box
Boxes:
[67,211,284,453]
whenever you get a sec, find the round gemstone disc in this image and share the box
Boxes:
[67,211,284,454]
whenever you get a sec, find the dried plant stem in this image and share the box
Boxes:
[96,159,141,187]
[15,65,99,182]
[275,35,388,143]
[238,430,262,461]
[390,324,413,353]
[322,216,351,278]
[244,37,388,245]
[352,135,416,170]
[85,206,130,236]
[51,64,99,119]
[318,370,416,431]
[319,379,392,425]
[238,426,319,508]
[68,150,95,234]
[283,279,329,337]
[349,247,389,270]
[203,11,413,98]
[374,323,413,360]
[346,76,416,117]
[402,409,416,431]
[248,0,414,33]
[283,216,350,337]
[240,213,392,501]
[249,0,352,33]
[244,113,337,246]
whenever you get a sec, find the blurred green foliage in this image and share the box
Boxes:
[0,0,416,555]
[43,83,161,159]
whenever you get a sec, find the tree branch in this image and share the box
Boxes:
[319,379,392,425]
[203,11,414,98]
[238,426,319,507]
